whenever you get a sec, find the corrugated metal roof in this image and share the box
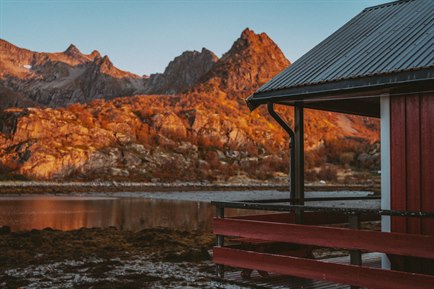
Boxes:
[249,0,434,107]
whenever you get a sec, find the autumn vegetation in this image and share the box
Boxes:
[0,29,380,184]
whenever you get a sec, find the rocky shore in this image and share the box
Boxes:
[0,181,379,195]
[0,226,244,289]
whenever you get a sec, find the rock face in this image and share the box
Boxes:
[0,39,145,107]
[144,48,218,94]
[0,40,218,108]
[197,28,291,98]
[0,29,380,181]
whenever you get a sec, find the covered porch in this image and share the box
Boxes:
[212,0,434,288]
[212,90,434,288]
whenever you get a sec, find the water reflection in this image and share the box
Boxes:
[0,196,263,232]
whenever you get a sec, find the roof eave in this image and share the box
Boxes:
[245,94,261,112]
[247,68,434,110]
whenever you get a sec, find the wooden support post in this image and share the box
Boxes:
[295,104,305,223]
[349,214,362,289]
[349,214,362,265]
[215,206,225,278]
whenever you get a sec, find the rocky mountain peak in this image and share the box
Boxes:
[168,48,218,71]
[64,44,82,58]
[200,48,219,62]
[0,28,289,107]
[230,28,280,54]
[90,50,101,59]
[92,55,138,78]
[143,47,219,94]
[196,28,290,98]
[98,55,114,70]
[240,28,256,40]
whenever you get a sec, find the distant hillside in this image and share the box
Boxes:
[0,29,380,182]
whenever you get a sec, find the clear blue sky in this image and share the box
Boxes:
[0,0,386,75]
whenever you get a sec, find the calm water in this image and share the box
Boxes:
[0,191,378,232]
[0,196,265,232]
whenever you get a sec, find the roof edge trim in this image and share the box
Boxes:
[247,68,434,110]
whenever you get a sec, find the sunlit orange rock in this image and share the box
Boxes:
[0,29,380,181]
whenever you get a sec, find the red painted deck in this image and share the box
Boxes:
[216,253,382,289]
[214,247,434,289]
[214,218,434,259]
[213,214,434,289]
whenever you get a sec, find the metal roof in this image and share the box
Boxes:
[247,0,434,111]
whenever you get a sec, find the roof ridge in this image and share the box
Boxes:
[362,0,415,12]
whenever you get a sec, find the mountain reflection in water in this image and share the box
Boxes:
[0,196,261,232]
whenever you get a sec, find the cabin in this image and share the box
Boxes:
[212,0,434,288]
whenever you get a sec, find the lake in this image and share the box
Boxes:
[0,191,379,232]
[0,196,274,232]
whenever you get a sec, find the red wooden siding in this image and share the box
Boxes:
[390,92,434,235]
[390,92,434,273]
[421,92,434,234]
[406,95,421,234]
[390,95,408,233]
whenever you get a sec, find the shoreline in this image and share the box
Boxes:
[0,181,379,195]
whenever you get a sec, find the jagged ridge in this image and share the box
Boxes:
[0,29,380,182]
[0,39,221,108]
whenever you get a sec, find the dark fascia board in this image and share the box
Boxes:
[246,68,434,111]
[302,98,381,118]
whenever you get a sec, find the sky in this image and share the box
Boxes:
[0,0,386,76]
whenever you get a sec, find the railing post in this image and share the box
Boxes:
[215,205,225,278]
[349,214,362,289]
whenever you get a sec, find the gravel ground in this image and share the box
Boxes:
[0,181,379,195]
[84,190,380,209]
[3,257,246,289]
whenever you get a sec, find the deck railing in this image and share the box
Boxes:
[212,199,434,289]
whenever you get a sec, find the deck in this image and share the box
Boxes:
[212,198,434,289]
[217,253,381,289]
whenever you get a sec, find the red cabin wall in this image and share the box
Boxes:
[390,92,434,272]
[390,92,434,234]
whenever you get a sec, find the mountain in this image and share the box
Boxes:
[0,39,145,107]
[143,48,219,95]
[0,29,380,181]
[0,40,219,108]
[0,30,288,108]
[197,28,290,98]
